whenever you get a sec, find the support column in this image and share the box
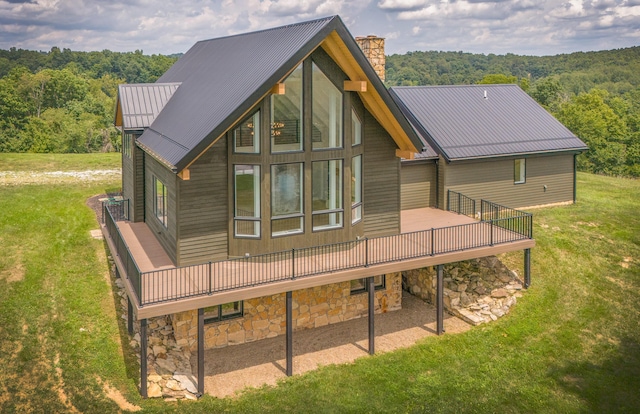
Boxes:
[286,291,293,376]
[436,265,444,335]
[197,308,204,396]
[127,297,133,335]
[140,318,148,398]
[524,249,531,288]
[368,276,375,355]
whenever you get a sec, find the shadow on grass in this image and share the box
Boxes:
[551,336,640,413]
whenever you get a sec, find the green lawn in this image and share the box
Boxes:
[0,155,638,413]
[0,152,121,171]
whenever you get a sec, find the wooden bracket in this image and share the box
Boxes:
[395,149,415,159]
[178,168,191,180]
[271,83,285,95]
[344,80,367,92]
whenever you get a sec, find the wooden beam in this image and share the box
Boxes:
[178,168,190,181]
[396,149,415,159]
[271,83,285,95]
[344,80,367,92]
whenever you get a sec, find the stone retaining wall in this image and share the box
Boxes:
[403,256,524,325]
[172,272,402,351]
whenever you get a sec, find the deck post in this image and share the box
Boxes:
[368,276,375,355]
[127,297,133,335]
[140,318,148,398]
[524,248,531,288]
[436,265,444,335]
[286,291,293,376]
[197,308,204,396]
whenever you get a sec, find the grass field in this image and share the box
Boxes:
[0,154,638,413]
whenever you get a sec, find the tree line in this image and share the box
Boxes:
[386,47,640,177]
[0,46,638,177]
[0,48,177,153]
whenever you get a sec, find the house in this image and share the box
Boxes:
[390,85,588,211]
[109,15,539,398]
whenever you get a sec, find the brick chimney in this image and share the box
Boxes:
[355,35,385,82]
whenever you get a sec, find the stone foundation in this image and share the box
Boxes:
[172,272,402,351]
[403,256,524,325]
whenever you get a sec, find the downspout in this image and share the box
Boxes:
[573,153,577,204]
[434,158,439,209]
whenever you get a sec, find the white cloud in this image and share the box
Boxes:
[0,0,636,57]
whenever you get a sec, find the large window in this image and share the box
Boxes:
[153,176,167,227]
[350,275,385,294]
[514,158,526,184]
[271,163,303,236]
[272,64,303,153]
[204,301,243,324]
[234,111,260,153]
[312,63,343,150]
[351,155,362,224]
[312,160,343,230]
[234,165,260,237]
[351,110,362,146]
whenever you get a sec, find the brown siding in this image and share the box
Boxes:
[177,138,229,265]
[444,154,575,209]
[122,134,145,222]
[363,112,400,236]
[401,161,436,210]
[144,153,178,265]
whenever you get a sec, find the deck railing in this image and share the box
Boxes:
[447,190,477,218]
[103,200,141,301]
[480,199,533,239]
[104,200,533,307]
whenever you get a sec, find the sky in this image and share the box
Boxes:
[0,0,638,57]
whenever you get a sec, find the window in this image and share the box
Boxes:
[153,176,167,227]
[350,275,385,294]
[312,160,343,230]
[272,64,303,153]
[351,110,362,146]
[234,165,260,237]
[204,301,243,324]
[351,155,362,224]
[271,163,303,236]
[233,111,260,153]
[122,133,132,158]
[312,63,343,149]
[514,158,526,184]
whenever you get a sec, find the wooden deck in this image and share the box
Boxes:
[103,208,534,319]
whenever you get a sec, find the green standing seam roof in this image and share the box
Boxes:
[390,84,588,161]
[136,15,422,172]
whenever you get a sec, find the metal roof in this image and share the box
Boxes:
[390,84,587,161]
[135,15,421,171]
[117,83,180,130]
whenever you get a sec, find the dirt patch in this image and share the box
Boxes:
[0,170,121,186]
[96,376,141,412]
[200,293,470,398]
[54,353,80,414]
[0,249,25,283]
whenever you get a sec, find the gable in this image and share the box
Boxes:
[390,84,588,161]
[135,16,421,173]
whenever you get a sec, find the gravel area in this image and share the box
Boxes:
[0,169,121,185]
[199,294,470,398]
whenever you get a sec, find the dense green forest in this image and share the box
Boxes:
[0,46,638,176]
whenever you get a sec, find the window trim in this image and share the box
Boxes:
[350,275,385,294]
[271,162,304,237]
[312,159,344,231]
[233,111,260,154]
[203,301,244,324]
[351,109,362,147]
[271,63,303,154]
[153,176,167,228]
[514,158,526,184]
[351,155,363,225]
[233,164,261,239]
[311,62,344,151]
